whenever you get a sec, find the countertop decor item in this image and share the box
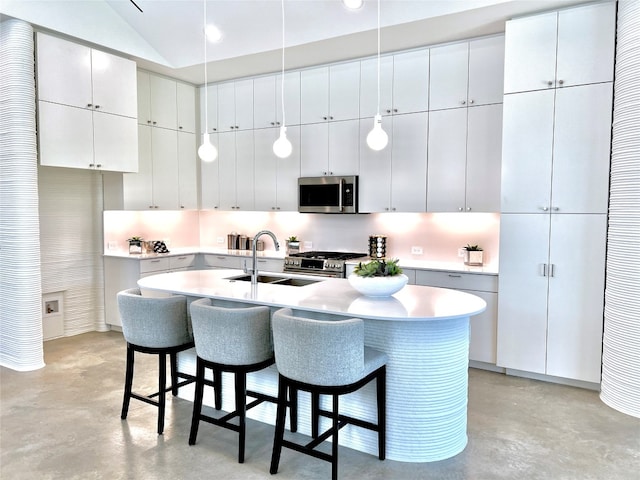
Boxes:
[349,258,408,297]
[286,236,300,254]
[127,236,143,254]
[369,234,387,258]
[463,244,484,266]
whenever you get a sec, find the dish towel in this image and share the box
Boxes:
[153,241,169,254]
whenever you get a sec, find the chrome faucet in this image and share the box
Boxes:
[247,230,280,285]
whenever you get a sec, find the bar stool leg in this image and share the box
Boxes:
[157,352,167,435]
[170,352,179,396]
[331,394,339,480]
[311,392,320,438]
[289,387,298,433]
[236,372,247,463]
[377,368,386,460]
[214,369,222,410]
[270,375,288,475]
[121,344,134,420]
[189,358,206,445]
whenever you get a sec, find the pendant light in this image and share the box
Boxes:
[366,0,388,151]
[198,0,218,163]
[273,0,292,158]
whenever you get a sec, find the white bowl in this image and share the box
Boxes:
[348,273,409,297]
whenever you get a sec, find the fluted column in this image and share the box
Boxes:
[600,0,640,418]
[0,19,45,371]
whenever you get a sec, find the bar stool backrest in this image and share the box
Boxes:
[272,308,365,387]
[117,288,191,349]
[190,298,272,365]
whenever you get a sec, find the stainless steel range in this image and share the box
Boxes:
[283,251,368,278]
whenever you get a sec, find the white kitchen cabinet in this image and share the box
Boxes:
[300,62,360,124]
[359,112,428,213]
[415,270,498,364]
[202,254,244,269]
[360,49,430,118]
[254,72,301,129]
[497,214,607,383]
[300,120,359,177]
[429,36,504,111]
[200,133,220,209]
[218,130,254,210]
[501,83,613,214]
[503,2,616,94]
[254,127,300,212]
[176,82,196,133]
[137,71,177,130]
[427,104,502,212]
[177,131,198,209]
[199,84,219,134]
[217,79,254,132]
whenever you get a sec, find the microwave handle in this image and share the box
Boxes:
[339,178,344,212]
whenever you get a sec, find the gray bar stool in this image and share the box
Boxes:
[188,298,297,463]
[117,288,196,435]
[270,308,387,480]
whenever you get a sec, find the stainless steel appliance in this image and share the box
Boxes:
[283,251,368,278]
[298,176,358,214]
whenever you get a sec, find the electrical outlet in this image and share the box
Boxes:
[303,241,313,250]
[458,248,466,257]
[216,236,224,244]
[108,241,117,250]
[411,246,423,255]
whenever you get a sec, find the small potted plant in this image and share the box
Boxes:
[127,236,143,254]
[463,244,484,266]
[348,258,408,297]
[286,236,300,254]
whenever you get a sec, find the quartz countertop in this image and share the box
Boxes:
[137,269,487,322]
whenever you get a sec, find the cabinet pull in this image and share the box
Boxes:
[152,121,157,125]
[179,126,183,129]
[549,264,555,277]
[94,105,100,109]
[540,206,549,211]
[469,99,474,105]
[87,103,93,108]
[216,256,226,260]
[386,109,391,113]
[461,100,466,105]
[458,207,464,212]
[540,264,548,277]
[466,207,472,212]
[393,108,398,113]
[547,80,553,86]
[150,259,161,263]
[96,164,102,168]
[147,120,151,124]
[552,206,560,211]
[558,80,564,86]
[323,116,328,120]
[177,256,187,260]
[448,274,462,278]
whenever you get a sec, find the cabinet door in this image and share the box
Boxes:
[392,49,429,114]
[235,130,255,210]
[503,11,558,94]
[253,75,277,129]
[359,116,392,212]
[200,133,220,209]
[123,125,153,209]
[217,81,236,132]
[329,61,360,121]
[360,55,393,118]
[501,89,554,213]
[466,104,503,212]
[37,101,94,169]
[218,131,237,209]
[276,125,301,211]
[390,113,427,212]
[300,123,329,176]
[137,71,151,125]
[176,83,196,133]
[496,213,550,374]
[199,84,219,134]
[328,120,360,175]
[546,214,607,383]
[429,42,469,110]
[36,33,92,109]
[177,131,198,209]
[300,66,329,124]
[92,49,137,118]
[276,71,301,126]
[551,83,613,214]
[468,36,504,106]
[556,2,616,88]
[149,75,177,130]
[234,79,254,131]
[93,112,138,172]
[427,108,467,212]
[253,128,278,210]
[150,127,179,209]
[468,290,498,364]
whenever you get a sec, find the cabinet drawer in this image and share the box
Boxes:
[415,270,498,292]
[256,258,283,273]
[169,254,195,270]
[203,254,243,269]
[140,257,170,274]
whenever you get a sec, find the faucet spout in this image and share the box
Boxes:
[251,230,280,285]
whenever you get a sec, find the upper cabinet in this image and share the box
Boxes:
[300,62,360,124]
[300,120,359,177]
[217,79,254,132]
[137,72,176,130]
[176,82,196,133]
[254,72,301,129]
[429,36,505,110]
[503,2,616,94]
[36,32,138,172]
[360,49,430,117]
[199,84,219,134]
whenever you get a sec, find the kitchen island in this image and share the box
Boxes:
[138,269,486,463]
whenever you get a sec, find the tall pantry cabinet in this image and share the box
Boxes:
[497,1,616,384]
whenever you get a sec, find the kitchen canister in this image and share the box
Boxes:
[369,235,387,259]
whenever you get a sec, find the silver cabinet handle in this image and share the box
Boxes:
[540,206,549,211]
[540,264,548,277]
[469,99,474,104]
[466,207,472,212]
[547,80,553,86]
[558,80,564,86]
[552,206,560,211]
[448,274,462,278]
[177,256,187,260]
[94,105,100,109]
[458,207,464,212]
[150,259,161,263]
[461,100,466,105]
[549,264,555,277]
[87,103,93,108]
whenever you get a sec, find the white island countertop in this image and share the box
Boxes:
[137,268,486,322]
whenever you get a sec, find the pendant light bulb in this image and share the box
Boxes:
[273,126,293,158]
[198,133,218,162]
[366,114,388,151]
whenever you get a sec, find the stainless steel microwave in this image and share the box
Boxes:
[298,176,358,213]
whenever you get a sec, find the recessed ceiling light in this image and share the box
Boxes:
[205,24,223,42]
[343,0,364,10]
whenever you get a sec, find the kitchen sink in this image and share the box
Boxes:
[226,274,322,287]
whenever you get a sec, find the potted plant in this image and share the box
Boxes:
[127,236,143,254]
[463,244,484,266]
[348,258,408,297]
[286,236,300,254]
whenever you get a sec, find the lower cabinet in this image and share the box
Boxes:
[496,213,606,383]
[415,270,499,364]
[201,254,283,273]
[104,254,196,326]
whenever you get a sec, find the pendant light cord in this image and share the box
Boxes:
[280,0,286,127]
[376,0,381,116]
[203,0,209,134]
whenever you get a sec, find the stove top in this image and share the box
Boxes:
[283,251,368,277]
[288,251,368,261]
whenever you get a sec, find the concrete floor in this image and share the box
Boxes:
[1,331,638,480]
